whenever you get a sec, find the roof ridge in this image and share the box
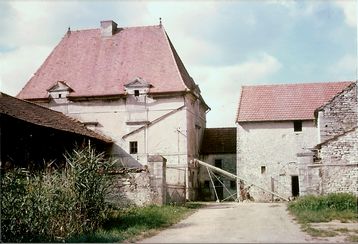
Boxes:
[316,126,358,148]
[241,80,354,88]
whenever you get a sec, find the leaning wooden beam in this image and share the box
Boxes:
[207,166,220,202]
[194,159,289,201]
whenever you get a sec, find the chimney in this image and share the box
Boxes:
[100,20,118,37]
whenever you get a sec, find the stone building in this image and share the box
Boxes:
[17,20,209,202]
[298,82,357,196]
[199,127,236,201]
[236,81,353,201]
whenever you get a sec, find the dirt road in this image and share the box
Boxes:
[140,202,315,243]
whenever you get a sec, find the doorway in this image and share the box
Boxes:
[291,176,299,197]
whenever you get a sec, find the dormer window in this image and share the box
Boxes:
[47,81,73,103]
[124,77,152,98]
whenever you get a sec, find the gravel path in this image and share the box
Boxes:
[140,202,315,243]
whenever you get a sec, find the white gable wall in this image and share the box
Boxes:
[237,120,318,201]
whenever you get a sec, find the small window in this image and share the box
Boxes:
[230,180,236,188]
[134,90,140,97]
[214,159,222,169]
[294,120,302,132]
[261,166,266,174]
[58,94,62,98]
[129,141,138,154]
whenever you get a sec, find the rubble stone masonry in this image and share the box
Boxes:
[318,83,357,142]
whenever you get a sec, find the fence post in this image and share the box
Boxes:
[148,155,167,205]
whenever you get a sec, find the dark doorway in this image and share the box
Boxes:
[214,180,224,200]
[291,176,299,197]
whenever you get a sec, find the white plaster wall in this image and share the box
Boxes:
[45,93,207,201]
[237,120,318,201]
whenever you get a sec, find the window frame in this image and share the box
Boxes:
[129,141,138,154]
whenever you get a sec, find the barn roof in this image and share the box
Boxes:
[236,81,353,122]
[17,23,199,100]
[0,93,111,143]
[200,127,236,154]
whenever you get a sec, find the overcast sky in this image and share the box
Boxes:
[0,0,356,127]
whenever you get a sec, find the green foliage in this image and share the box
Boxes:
[288,193,358,238]
[68,203,202,243]
[65,144,115,232]
[289,193,357,212]
[0,143,115,242]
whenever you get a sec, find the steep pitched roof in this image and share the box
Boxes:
[0,93,111,143]
[17,24,197,100]
[236,81,353,122]
[200,127,236,154]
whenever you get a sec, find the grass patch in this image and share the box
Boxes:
[67,203,202,243]
[288,193,357,238]
[346,235,358,242]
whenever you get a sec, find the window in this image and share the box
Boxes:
[58,94,62,98]
[294,120,302,132]
[261,166,266,174]
[214,159,222,169]
[230,181,236,188]
[134,90,140,97]
[129,141,138,154]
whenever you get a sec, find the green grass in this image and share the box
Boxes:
[67,203,202,243]
[288,193,358,238]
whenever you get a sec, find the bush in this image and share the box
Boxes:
[288,193,358,223]
[288,193,357,212]
[0,143,115,242]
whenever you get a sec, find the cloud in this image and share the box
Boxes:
[0,45,52,95]
[194,53,282,127]
[328,54,357,80]
[334,0,357,27]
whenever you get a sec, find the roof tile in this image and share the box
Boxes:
[237,81,353,122]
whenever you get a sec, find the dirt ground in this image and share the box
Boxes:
[140,202,357,243]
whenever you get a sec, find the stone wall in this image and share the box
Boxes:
[298,128,358,196]
[106,155,167,207]
[319,128,358,195]
[237,120,318,201]
[317,83,357,142]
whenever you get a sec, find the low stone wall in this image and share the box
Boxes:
[106,155,167,208]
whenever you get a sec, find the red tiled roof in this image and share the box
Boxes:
[17,25,196,99]
[236,81,353,122]
[200,127,236,154]
[0,92,112,143]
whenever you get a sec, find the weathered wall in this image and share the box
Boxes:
[237,120,318,201]
[199,153,236,201]
[319,128,358,195]
[43,92,207,202]
[298,128,358,196]
[107,156,167,207]
[318,83,357,143]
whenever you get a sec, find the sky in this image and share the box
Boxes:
[0,0,357,127]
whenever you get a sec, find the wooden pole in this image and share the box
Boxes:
[194,159,289,201]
